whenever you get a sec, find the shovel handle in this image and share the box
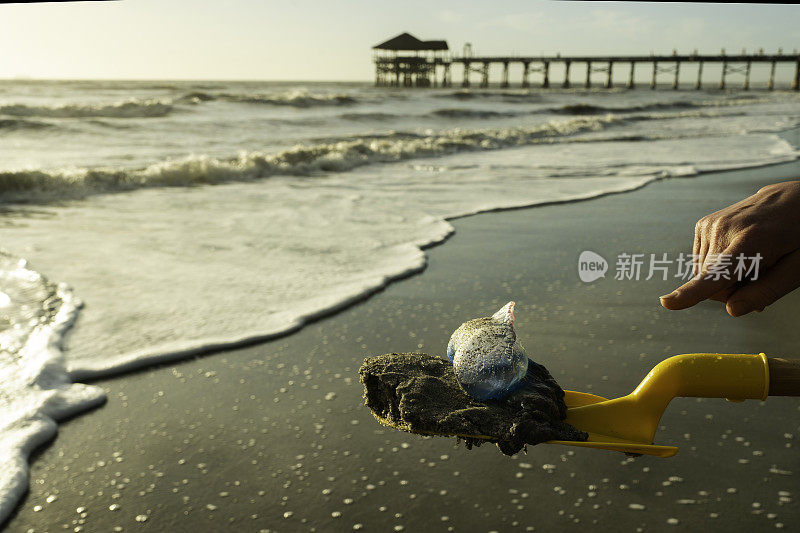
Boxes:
[768,358,800,396]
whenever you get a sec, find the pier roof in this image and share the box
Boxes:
[373,32,448,51]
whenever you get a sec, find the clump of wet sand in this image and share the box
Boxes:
[359,352,587,455]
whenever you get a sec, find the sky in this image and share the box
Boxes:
[0,0,798,80]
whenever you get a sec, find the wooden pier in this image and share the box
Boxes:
[373,34,800,90]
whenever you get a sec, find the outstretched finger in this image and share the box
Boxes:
[660,275,737,310]
[660,245,742,310]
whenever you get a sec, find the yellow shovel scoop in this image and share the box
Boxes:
[550,353,800,457]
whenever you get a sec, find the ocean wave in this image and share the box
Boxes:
[83,119,133,130]
[176,91,217,103]
[0,116,617,203]
[265,117,329,126]
[0,99,173,119]
[336,105,708,122]
[430,108,522,119]
[340,112,400,121]
[435,90,779,112]
[429,97,721,116]
[702,95,785,107]
[0,118,55,131]
[430,101,728,118]
[435,89,542,102]
[341,108,524,122]
[178,89,358,107]
[551,101,700,115]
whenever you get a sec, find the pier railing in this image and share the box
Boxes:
[374,51,800,90]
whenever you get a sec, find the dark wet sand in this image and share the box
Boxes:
[6,131,800,532]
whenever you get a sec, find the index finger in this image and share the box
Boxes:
[660,250,741,310]
[660,275,737,310]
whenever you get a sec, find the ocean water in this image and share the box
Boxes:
[0,80,799,523]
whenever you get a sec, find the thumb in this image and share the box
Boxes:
[725,249,800,317]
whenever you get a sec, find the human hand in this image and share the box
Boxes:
[660,180,800,317]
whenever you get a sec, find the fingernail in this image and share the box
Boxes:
[659,291,677,300]
[728,300,752,317]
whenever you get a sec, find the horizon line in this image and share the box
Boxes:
[0,76,374,83]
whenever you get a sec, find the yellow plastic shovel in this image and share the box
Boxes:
[549,353,800,457]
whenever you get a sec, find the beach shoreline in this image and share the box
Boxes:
[6,135,800,532]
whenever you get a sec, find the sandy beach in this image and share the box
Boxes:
[6,141,800,532]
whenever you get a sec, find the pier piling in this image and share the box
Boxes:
[743,60,751,90]
[673,61,680,89]
[768,61,776,90]
[651,61,658,89]
[628,61,635,89]
[563,60,571,88]
[696,61,703,90]
[542,61,550,88]
[585,61,592,88]
[480,62,489,88]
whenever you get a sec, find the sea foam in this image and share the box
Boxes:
[0,252,105,523]
[0,98,173,118]
[177,89,358,107]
